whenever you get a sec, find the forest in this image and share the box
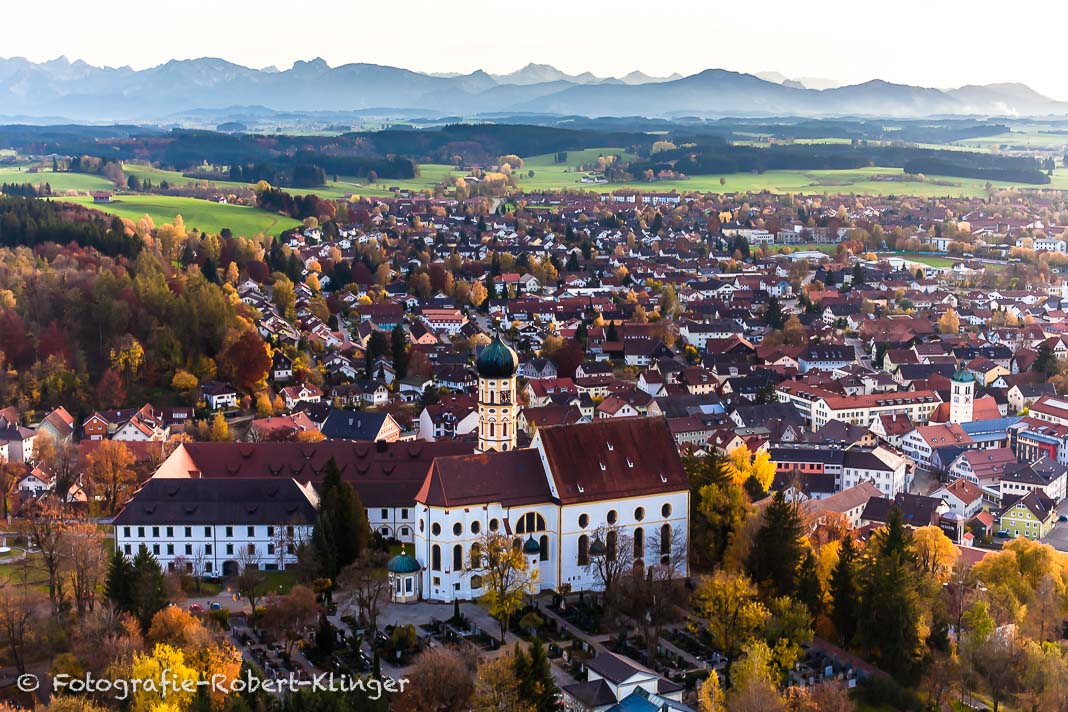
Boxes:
[0,197,294,424]
[628,142,1051,184]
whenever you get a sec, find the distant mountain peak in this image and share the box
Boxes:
[0,56,1063,121]
[292,57,330,71]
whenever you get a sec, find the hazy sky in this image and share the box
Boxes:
[9,0,1068,99]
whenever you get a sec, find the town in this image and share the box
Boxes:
[0,165,1067,711]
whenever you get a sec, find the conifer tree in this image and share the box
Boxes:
[747,490,804,596]
[131,546,168,631]
[829,535,859,646]
[105,548,135,612]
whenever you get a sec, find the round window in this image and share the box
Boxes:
[431,523,441,536]
[471,521,481,534]
[490,519,499,532]
[453,522,463,536]
[607,510,618,525]
[634,507,645,522]
[578,514,589,528]
[661,503,672,518]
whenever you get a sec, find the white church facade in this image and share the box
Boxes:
[411,334,690,602]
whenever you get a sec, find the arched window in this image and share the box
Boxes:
[578,535,589,566]
[431,545,441,571]
[606,530,617,562]
[470,542,482,568]
[516,512,547,534]
[660,524,672,558]
[634,527,644,559]
[539,534,549,562]
[470,575,483,589]
[452,545,463,571]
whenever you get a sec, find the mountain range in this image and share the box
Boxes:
[1,56,1066,123]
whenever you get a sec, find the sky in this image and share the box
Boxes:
[8,0,1068,100]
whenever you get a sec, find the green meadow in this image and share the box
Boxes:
[512,152,1068,198]
[60,195,301,237]
[0,164,116,193]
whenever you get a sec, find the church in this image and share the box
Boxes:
[409,334,690,601]
[116,334,691,602]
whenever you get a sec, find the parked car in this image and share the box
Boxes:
[188,603,204,613]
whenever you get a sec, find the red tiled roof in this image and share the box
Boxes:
[416,449,552,508]
[159,440,474,507]
[537,418,688,504]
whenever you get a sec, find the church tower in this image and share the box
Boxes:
[950,361,975,424]
[475,333,519,452]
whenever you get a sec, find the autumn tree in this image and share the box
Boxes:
[170,369,199,400]
[94,368,127,409]
[394,647,474,712]
[19,499,69,613]
[476,531,537,643]
[263,584,319,656]
[109,334,145,387]
[696,671,726,712]
[33,433,80,502]
[723,445,776,495]
[218,329,271,392]
[911,526,959,581]
[84,439,136,516]
[208,412,231,441]
[472,651,533,712]
[937,308,961,335]
[728,639,785,712]
[65,519,107,617]
[0,582,46,674]
[693,569,769,656]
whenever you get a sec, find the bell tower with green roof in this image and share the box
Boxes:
[475,332,519,452]
[950,361,975,424]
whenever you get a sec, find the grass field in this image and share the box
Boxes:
[512,151,1068,198]
[61,195,301,237]
[0,164,116,193]
[955,127,1068,152]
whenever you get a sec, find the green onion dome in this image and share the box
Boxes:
[476,333,518,378]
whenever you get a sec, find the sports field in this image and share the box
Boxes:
[61,195,301,237]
